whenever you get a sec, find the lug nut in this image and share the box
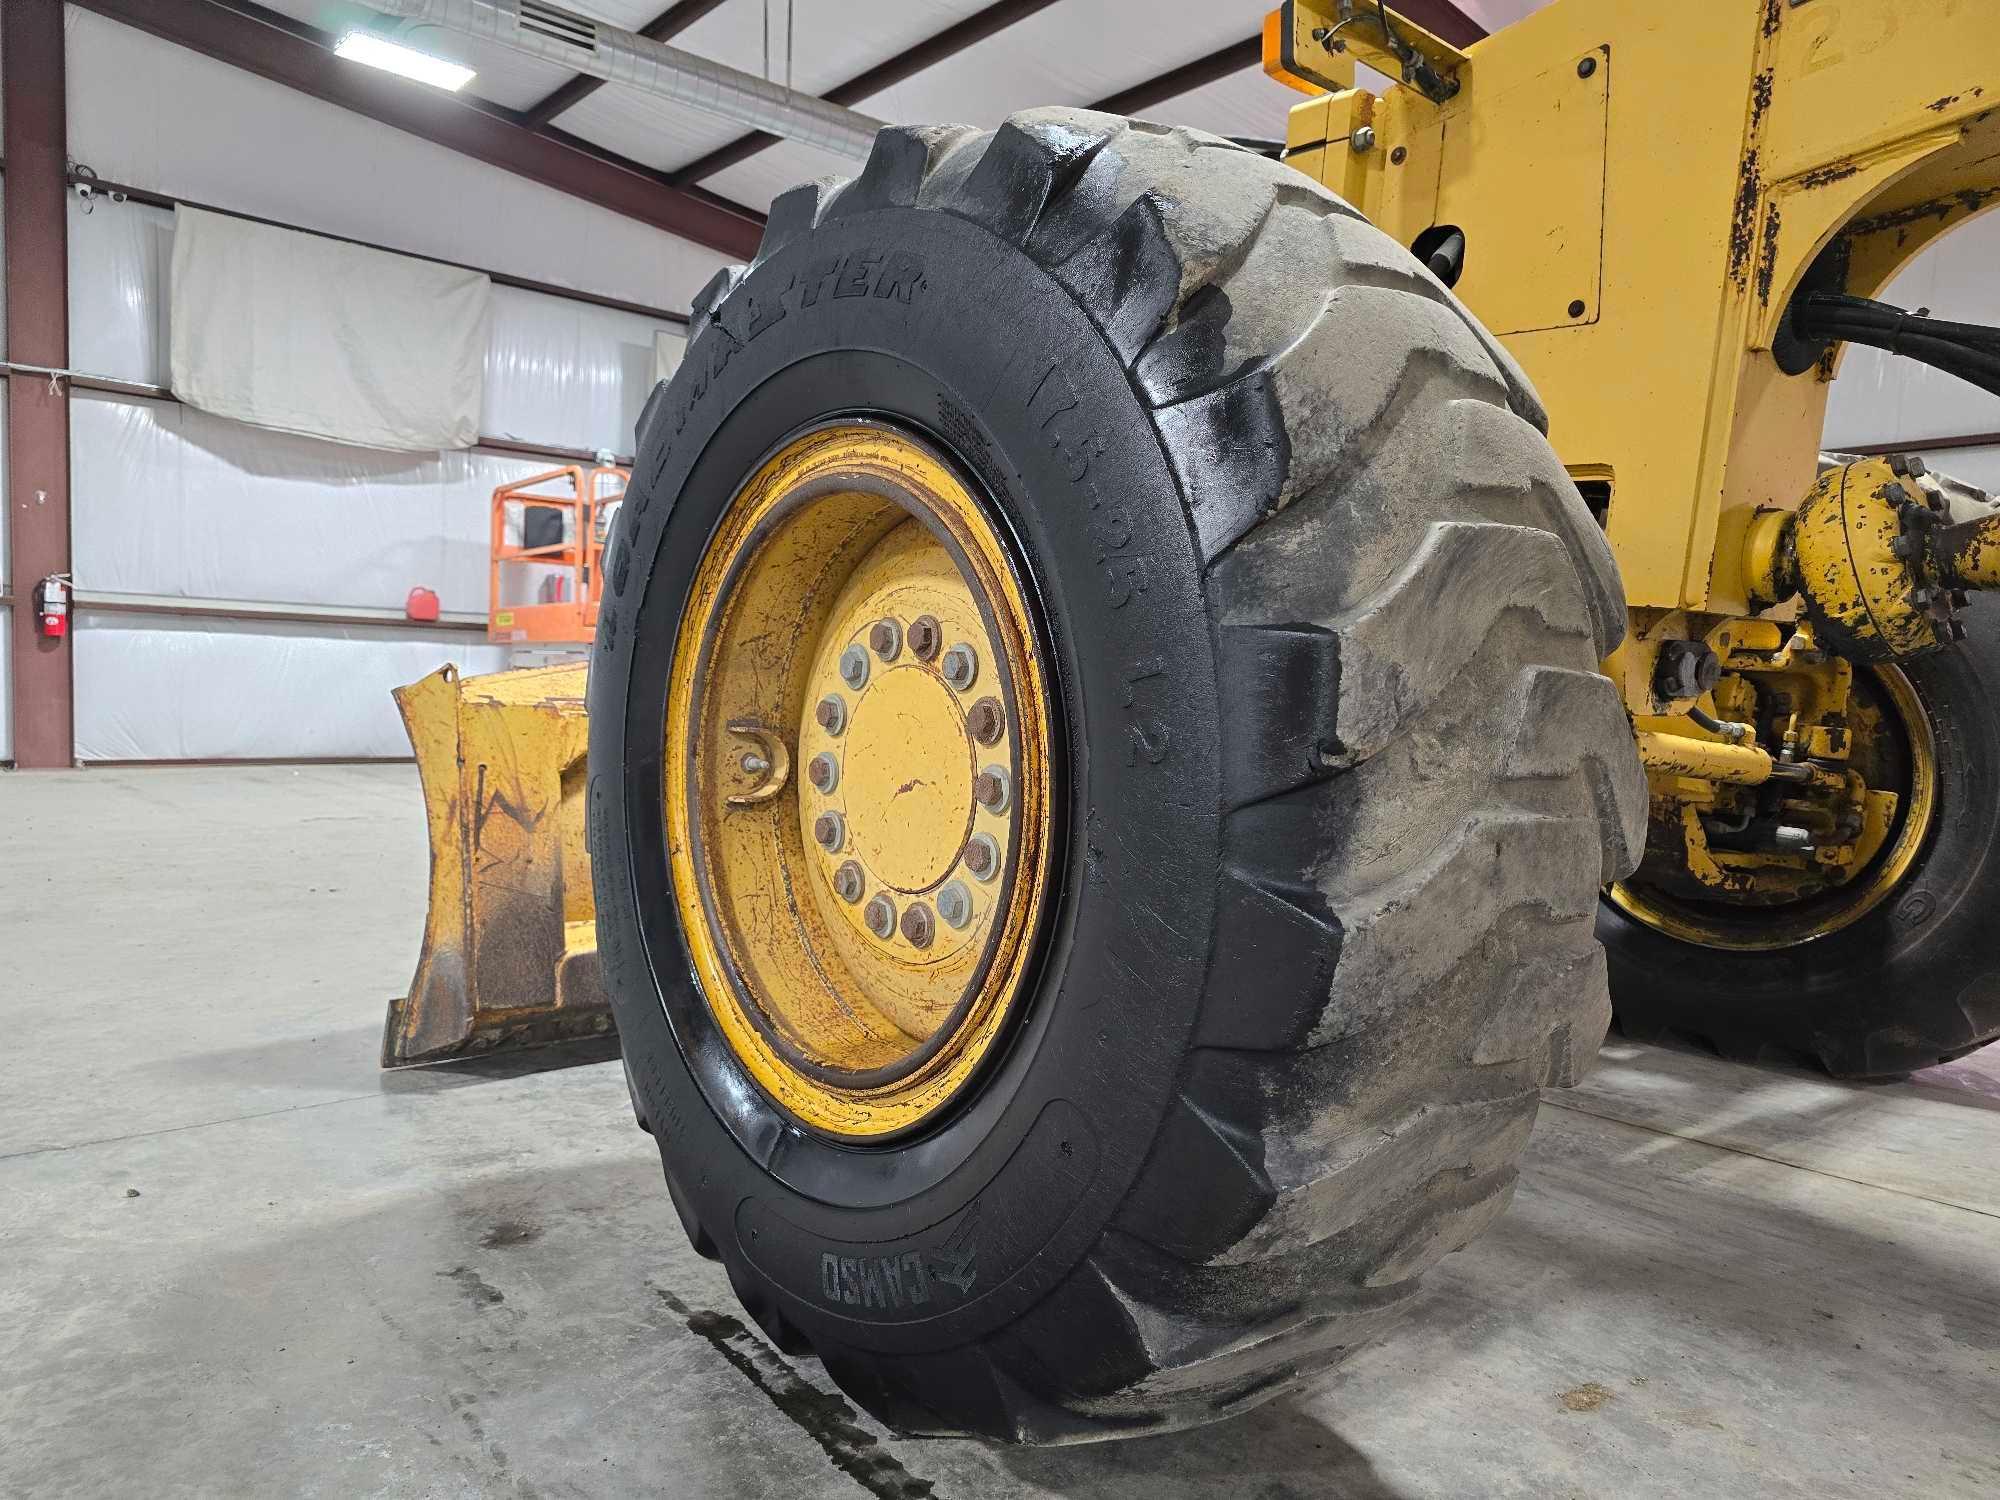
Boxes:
[832,861,864,903]
[967,696,1005,744]
[865,895,897,939]
[808,752,839,792]
[814,811,845,852]
[840,644,870,690]
[901,903,935,949]
[936,880,973,929]
[941,643,979,691]
[963,833,1000,882]
[907,615,940,660]
[815,695,846,736]
[869,618,902,660]
[973,765,1011,813]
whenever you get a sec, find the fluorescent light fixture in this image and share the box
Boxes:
[334,31,476,91]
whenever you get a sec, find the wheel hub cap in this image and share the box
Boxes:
[663,423,1053,1138]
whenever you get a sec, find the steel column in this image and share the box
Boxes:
[4,0,75,768]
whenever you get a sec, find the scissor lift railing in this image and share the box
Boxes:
[488,465,628,644]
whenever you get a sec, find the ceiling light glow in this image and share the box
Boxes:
[333,32,476,92]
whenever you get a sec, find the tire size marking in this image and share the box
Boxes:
[1024,362,1174,768]
[1024,362,1155,615]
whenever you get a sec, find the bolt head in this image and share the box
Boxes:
[815,695,846,735]
[973,765,1011,813]
[963,833,999,881]
[900,903,934,949]
[1351,125,1376,153]
[865,895,896,939]
[1568,298,1588,319]
[839,644,870,690]
[869,618,902,660]
[808,752,838,792]
[1390,145,1407,165]
[941,643,979,691]
[907,615,940,660]
[937,880,973,929]
[833,861,864,903]
[814,811,844,851]
[967,696,1005,745]
[1577,54,1597,78]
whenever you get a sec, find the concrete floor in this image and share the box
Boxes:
[3,764,1998,1500]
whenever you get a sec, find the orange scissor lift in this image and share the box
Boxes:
[487,464,629,644]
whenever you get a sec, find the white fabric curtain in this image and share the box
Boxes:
[169,205,490,452]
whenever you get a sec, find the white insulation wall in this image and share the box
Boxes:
[53,7,709,761]
[62,6,732,313]
[1,418,9,765]
[74,613,507,762]
[1,176,8,763]
[72,392,546,616]
[66,195,684,457]
[1824,208,2000,494]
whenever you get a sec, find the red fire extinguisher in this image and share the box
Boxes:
[35,574,71,639]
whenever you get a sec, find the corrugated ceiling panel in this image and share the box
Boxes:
[649,0,997,92]
[551,82,747,172]
[551,0,996,170]
[1108,65,1308,142]
[857,0,1258,133]
[251,0,580,111]
[697,137,854,219]
[695,0,1264,209]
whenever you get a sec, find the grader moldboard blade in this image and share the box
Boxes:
[382,662,611,1066]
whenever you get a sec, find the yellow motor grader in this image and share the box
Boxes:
[385,0,2000,1442]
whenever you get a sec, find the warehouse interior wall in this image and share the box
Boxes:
[4,3,1994,766]
[61,6,732,312]
[29,4,724,764]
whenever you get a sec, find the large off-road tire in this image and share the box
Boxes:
[1604,602,2000,1078]
[589,108,1645,1441]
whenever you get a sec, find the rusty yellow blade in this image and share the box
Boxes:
[383,662,610,1066]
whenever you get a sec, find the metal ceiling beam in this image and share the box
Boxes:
[668,0,1060,188]
[1089,35,1264,118]
[519,0,731,130]
[1089,2,1488,120]
[69,0,765,259]
[4,0,76,768]
[1396,1,1488,51]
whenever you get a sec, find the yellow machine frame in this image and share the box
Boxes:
[1270,0,1998,614]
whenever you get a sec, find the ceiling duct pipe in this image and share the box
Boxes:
[365,0,887,160]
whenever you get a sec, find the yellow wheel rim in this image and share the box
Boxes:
[1608,664,1938,951]
[664,423,1054,1138]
